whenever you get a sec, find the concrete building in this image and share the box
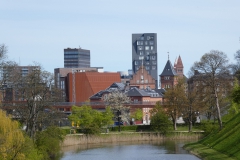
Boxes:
[132,33,158,89]
[64,47,90,68]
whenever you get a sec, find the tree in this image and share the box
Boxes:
[35,126,66,160]
[0,109,25,159]
[163,78,188,130]
[0,109,43,160]
[68,105,114,134]
[150,102,171,134]
[103,90,130,132]
[131,108,143,122]
[0,44,7,62]
[182,86,200,132]
[190,50,232,130]
[1,63,63,139]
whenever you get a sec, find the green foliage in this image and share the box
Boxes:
[68,105,114,134]
[201,113,240,157]
[0,109,43,160]
[131,108,143,121]
[35,126,66,160]
[188,112,240,159]
[199,120,218,136]
[150,103,172,134]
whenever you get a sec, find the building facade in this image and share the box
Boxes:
[130,65,156,89]
[66,72,121,102]
[54,67,103,101]
[159,59,178,89]
[132,33,158,89]
[64,47,90,68]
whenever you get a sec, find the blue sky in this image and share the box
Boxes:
[1,1,240,77]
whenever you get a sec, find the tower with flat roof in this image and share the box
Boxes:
[64,47,90,68]
[132,33,158,89]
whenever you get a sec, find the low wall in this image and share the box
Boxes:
[62,132,203,147]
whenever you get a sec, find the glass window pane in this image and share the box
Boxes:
[138,46,143,50]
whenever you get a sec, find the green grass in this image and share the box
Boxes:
[184,113,240,160]
[184,143,237,160]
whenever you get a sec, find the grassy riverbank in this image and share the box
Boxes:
[184,113,240,160]
[62,132,202,147]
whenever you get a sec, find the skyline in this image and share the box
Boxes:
[1,1,240,77]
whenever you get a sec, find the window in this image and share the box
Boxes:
[151,56,156,60]
[152,61,157,65]
[164,76,170,80]
[138,46,143,50]
[139,37,144,40]
[139,56,144,60]
[141,75,144,80]
[149,41,154,45]
[145,55,150,61]
[137,80,139,84]
[139,51,144,55]
[150,46,154,50]
[145,41,148,45]
[145,66,150,70]
[145,80,148,83]
[145,46,149,50]
[137,41,143,45]
[145,61,150,65]
[135,61,138,65]
[165,84,170,88]
[147,36,154,40]
[146,51,150,55]
[152,66,156,70]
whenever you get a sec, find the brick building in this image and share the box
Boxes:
[66,72,121,102]
[130,65,156,89]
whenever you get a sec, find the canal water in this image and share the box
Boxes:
[61,140,200,160]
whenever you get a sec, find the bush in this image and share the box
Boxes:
[35,126,66,160]
[199,120,218,136]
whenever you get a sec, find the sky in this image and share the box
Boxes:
[1,0,240,78]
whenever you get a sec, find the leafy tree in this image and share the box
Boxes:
[0,109,43,160]
[35,126,66,160]
[68,105,114,134]
[131,108,143,121]
[163,78,187,130]
[150,102,171,134]
[190,50,231,130]
[103,90,130,131]
[0,109,25,159]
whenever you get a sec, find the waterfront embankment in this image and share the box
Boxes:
[62,132,203,147]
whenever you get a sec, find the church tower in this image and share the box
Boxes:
[174,55,184,77]
[159,57,178,89]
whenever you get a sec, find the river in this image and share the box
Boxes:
[61,140,200,160]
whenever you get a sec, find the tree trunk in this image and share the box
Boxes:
[215,90,222,130]
[188,106,192,132]
[174,112,177,130]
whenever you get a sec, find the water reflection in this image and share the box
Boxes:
[61,140,200,160]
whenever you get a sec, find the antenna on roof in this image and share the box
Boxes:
[167,52,169,60]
